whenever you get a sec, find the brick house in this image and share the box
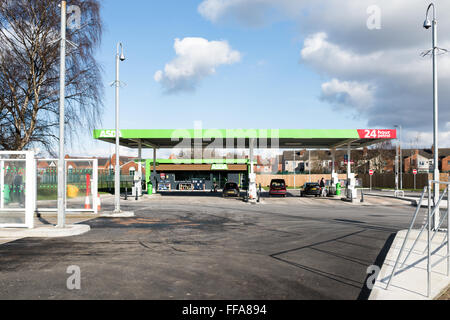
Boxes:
[403,149,433,173]
[120,160,146,176]
[439,148,450,172]
[281,150,334,174]
[63,154,145,175]
[398,148,450,173]
[254,155,280,174]
[280,148,397,174]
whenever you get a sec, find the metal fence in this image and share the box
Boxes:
[98,170,138,191]
[386,180,450,297]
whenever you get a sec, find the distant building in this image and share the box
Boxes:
[63,154,145,175]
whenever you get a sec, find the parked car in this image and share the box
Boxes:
[269,179,287,197]
[300,183,322,197]
[223,182,240,197]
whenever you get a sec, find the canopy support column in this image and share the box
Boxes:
[346,143,356,201]
[331,148,338,186]
[153,148,157,194]
[249,138,257,202]
[138,140,142,195]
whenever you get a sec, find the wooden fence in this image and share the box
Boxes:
[256,172,449,190]
[358,173,449,190]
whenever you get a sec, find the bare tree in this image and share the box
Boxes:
[369,140,395,173]
[0,0,103,153]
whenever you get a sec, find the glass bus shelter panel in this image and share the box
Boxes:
[0,159,27,225]
[66,160,95,210]
[36,159,98,214]
[36,160,58,210]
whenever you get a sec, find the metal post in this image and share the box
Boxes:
[347,143,351,198]
[400,126,403,190]
[395,145,399,192]
[424,3,440,228]
[347,143,351,178]
[57,0,67,228]
[249,138,257,200]
[447,183,449,276]
[308,150,311,182]
[386,187,428,289]
[432,6,440,230]
[331,149,335,176]
[138,139,142,196]
[395,125,403,190]
[370,174,372,191]
[93,159,98,214]
[293,150,296,190]
[135,184,138,201]
[427,181,431,298]
[153,148,157,194]
[114,42,124,214]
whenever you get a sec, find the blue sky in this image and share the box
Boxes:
[72,0,366,156]
[98,0,362,130]
[71,0,450,156]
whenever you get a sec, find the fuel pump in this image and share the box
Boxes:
[346,173,357,200]
[132,171,142,199]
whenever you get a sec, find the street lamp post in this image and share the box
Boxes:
[395,142,399,192]
[57,0,67,228]
[394,125,403,190]
[423,3,440,228]
[114,43,125,213]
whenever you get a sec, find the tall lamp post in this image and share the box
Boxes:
[423,3,440,228]
[114,43,125,213]
[57,0,67,228]
[394,125,403,190]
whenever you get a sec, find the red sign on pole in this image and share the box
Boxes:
[413,169,418,175]
[369,170,374,176]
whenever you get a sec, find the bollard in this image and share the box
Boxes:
[135,185,138,201]
[360,190,364,203]
[124,186,128,200]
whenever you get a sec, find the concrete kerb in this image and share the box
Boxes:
[0,224,90,239]
[100,211,135,218]
[364,192,418,206]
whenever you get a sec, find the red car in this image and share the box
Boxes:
[269,179,287,197]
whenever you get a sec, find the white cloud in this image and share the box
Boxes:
[198,0,450,146]
[154,37,241,93]
[320,79,375,112]
[300,31,450,133]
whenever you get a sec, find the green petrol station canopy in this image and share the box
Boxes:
[93,129,397,150]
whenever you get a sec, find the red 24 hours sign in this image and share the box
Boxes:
[358,129,397,139]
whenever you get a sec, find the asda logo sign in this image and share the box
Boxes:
[99,130,123,138]
[211,164,228,170]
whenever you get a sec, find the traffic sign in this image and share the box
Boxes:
[369,170,374,176]
[413,169,418,175]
